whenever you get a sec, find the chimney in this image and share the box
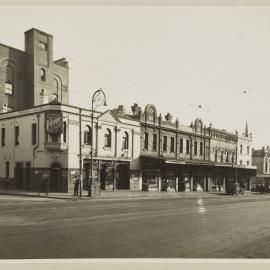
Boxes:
[175,118,179,128]
[165,113,172,122]
[113,105,126,117]
[131,103,142,119]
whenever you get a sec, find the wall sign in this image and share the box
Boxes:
[45,113,63,134]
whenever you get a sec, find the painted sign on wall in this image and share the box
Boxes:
[45,113,63,134]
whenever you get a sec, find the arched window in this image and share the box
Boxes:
[147,107,155,121]
[53,78,58,95]
[5,65,14,95]
[84,125,92,145]
[104,129,111,147]
[122,131,129,149]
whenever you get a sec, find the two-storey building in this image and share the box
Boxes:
[0,102,141,193]
[251,146,270,191]
[113,103,256,192]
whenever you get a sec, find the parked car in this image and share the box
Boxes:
[225,183,244,195]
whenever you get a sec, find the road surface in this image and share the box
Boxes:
[0,194,270,258]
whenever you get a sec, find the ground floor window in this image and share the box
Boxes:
[142,170,159,191]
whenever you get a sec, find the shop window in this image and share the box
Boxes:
[1,128,5,146]
[144,132,148,150]
[104,129,111,148]
[122,131,129,149]
[152,134,157,151]
[15,126,19,145]
[32,123,37,145]
[170,137,174,152]
[51,134,59,143]
[179,138,183,153]
[163,136,167,152]
[186,140,190,154]
[84,125,92,145]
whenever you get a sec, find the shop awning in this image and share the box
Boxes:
[165,160,186,165]
[140,155,165,167]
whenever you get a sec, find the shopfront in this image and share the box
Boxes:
[161,171,177,192]
[142,169,160,191]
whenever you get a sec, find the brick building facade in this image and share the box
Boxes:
[0,28,69,112]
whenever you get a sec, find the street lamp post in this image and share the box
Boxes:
[88,88,107,197]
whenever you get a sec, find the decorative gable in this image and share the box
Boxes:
[98,110,121,124]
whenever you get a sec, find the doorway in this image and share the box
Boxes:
[25,162,31,190]
[50,163,62,192]
[116,164,130,190]
[15,163,23,189]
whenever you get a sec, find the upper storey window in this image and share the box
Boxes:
[5,65,14,95]
[104,129,112,148]
[39,42,47,50]
[84,125,92,145]
[41,68,46,81]
[122,132,129,149]
[240,144,243,154]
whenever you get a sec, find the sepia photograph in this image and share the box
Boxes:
[0,0,270,269]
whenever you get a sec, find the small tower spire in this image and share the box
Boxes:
[245,121,249,137]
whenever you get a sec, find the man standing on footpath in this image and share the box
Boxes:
[73,176,80,196]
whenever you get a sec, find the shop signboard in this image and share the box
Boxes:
[45,112,63,134]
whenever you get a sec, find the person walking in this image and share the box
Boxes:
[73,176,80,196]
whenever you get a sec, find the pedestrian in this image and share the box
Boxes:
[261,184,264,195]
[73,176,80,196]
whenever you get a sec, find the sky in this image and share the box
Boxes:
[0,5,269,148]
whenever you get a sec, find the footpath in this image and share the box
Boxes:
[0,189,265,201]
